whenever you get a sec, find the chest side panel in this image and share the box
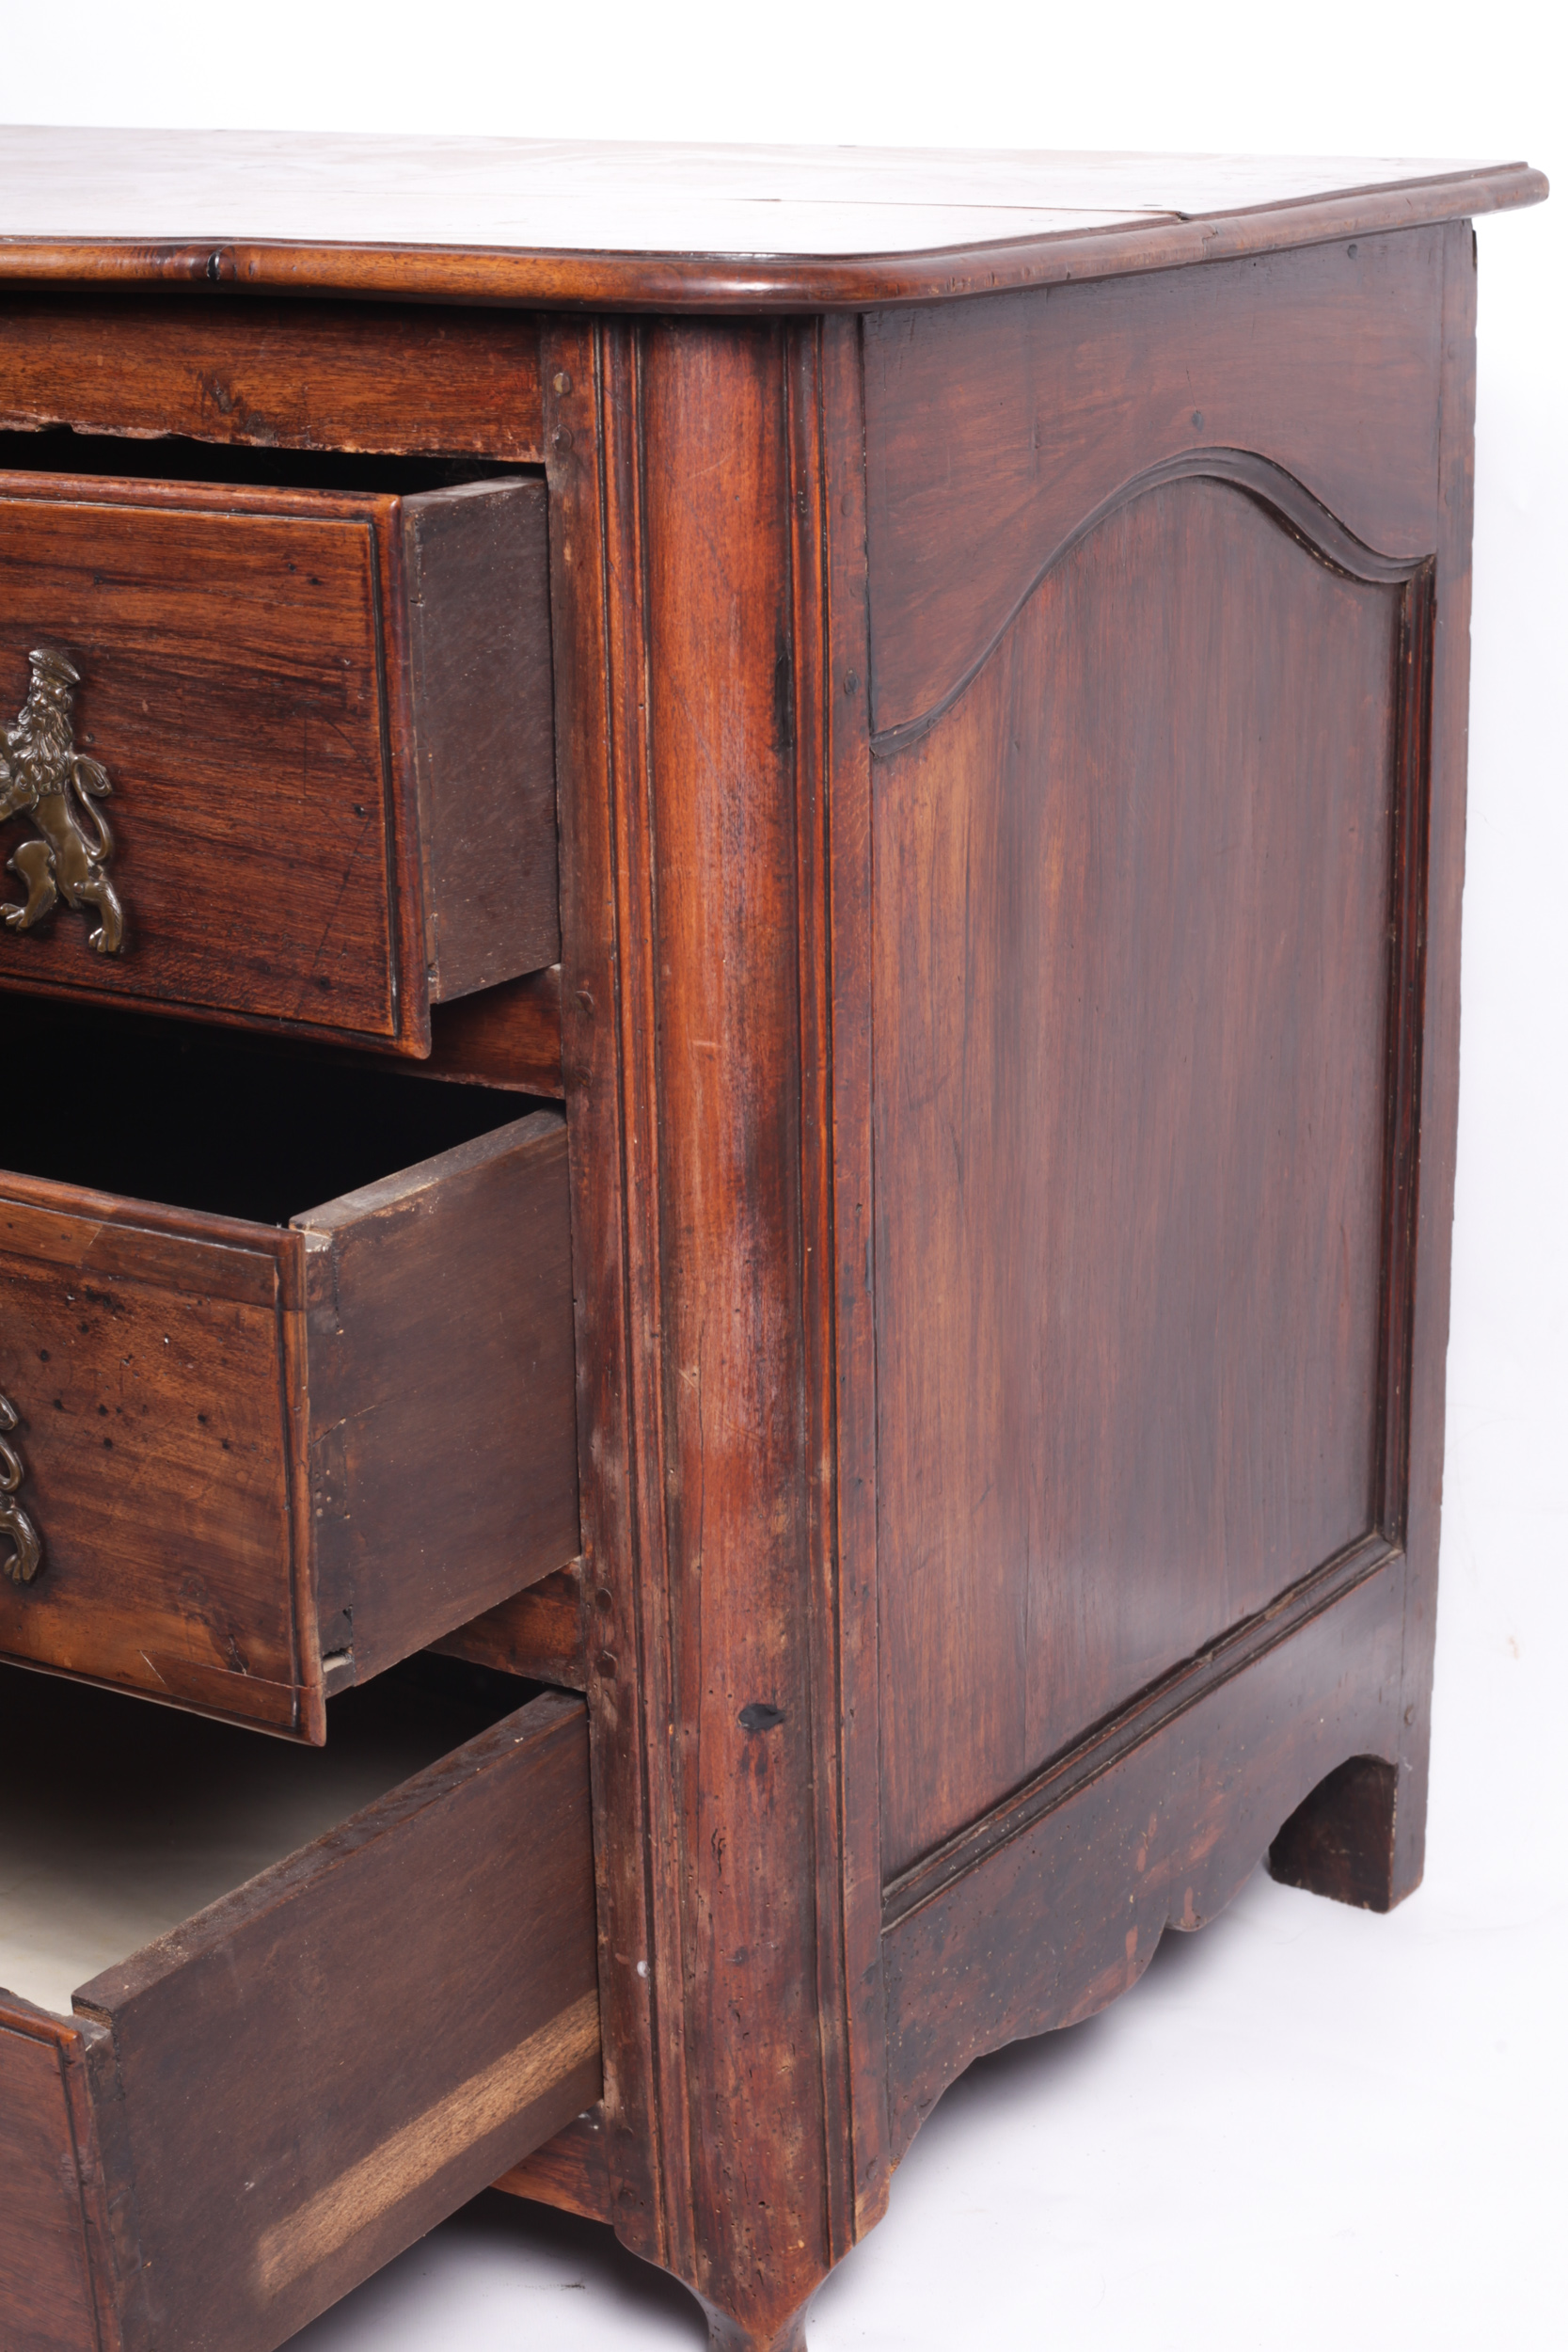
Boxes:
[863,229,1444,739]
[871,377,1429,1876]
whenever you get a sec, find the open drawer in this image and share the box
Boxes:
[0,445,556,1053]
[0,1661,600,2352]
[0,1010,579,1740]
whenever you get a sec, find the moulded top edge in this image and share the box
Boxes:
[0,134,1546,310]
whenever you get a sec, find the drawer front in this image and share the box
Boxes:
[0,1114,578,1738]
[0,1195,307,1732]
[0,2003,119,2352]
[0,1690,599,2352]
[0,470,556,1051]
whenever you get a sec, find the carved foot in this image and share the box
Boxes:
[1267,1753,1406,1912]
[697,2285,816,2351]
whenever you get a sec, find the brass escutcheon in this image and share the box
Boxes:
[0,645,127,954]
[0,1392,43,1585]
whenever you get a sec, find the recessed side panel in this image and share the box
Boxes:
[874,476,1407,1877]
[862,228,1447,736]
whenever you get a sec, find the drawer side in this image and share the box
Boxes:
[73,1690,599,2352]
[299,1111,579,1684]
[402,477,560,999]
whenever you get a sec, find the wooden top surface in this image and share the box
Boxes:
[0,130,1546,308]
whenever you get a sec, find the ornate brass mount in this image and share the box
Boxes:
[0,1393,42,1586]
[0,646,126,955]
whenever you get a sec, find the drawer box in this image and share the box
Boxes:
[0,1665,599,2352]
[0,464,557,1051]
[0,1018,578,1740]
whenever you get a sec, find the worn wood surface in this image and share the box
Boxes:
[0,1013,578,1735]
[1384,217,1479,1904]
[863,229,1449,736]
[402,477,559,998]
[0,295,544,458]
[302,1113,579,1683]
[432,1561,587,1690]
[424,964,564,1095]
[1268,1752,1402,1910]
[872,462,1424,1877]
[0,1169,311,1735]
[0,178,1510,2352]
[0,468,555,1051]
[74,1691,598,2352]
[0,131,1544,307]
[0,1999,120,2352]
[545,315,872,2349]
[493,2105,612,2220]
[882,1553,1403,2148]
[0,471,411,1044]
[815,318,890,2238]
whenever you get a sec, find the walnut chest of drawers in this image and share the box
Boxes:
[0,135,1546,2352]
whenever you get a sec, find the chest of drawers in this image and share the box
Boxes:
[0,135,1546,2352]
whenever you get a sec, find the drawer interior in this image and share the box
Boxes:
[0,1653,531,2014]
[2,995,540,1225]
[0,423,531,497]
[0,999,579,1739]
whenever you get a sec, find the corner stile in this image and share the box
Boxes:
[546,310,885,2345]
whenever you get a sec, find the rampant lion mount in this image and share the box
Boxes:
[0,645,125,955]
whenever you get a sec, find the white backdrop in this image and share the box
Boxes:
[8,6,1561,2344]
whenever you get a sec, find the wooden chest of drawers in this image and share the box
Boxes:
[0,134,1547,2352]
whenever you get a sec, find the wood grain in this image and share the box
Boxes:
[0,1172,309,1734]
[1268,1753,1402,1910]
[540,314,666,2266]
[863,229,1448,735]
[75,1691,599,2352]
[0,2002,117,2352]
[872,470,1416,1876]
[0,1059,578,1736]
[0,131,1544,308]
[0,469,556,1052]
[432,1561,587,1689]
[0,475,408,1042]
[402,477,559,998]
[493,2106,612,2220]
[423,964,564,1096]
[1386,218,1480,1902]
[882,1553,1403,2151]
[302,1113,579,1683]
[0,171,1512,2352]
[545,317,864,2349]
[0,295,544,458]
[815,316,891,2239]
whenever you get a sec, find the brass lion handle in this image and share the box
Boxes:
[0,1393,43,1585]
[0,645,127,956]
